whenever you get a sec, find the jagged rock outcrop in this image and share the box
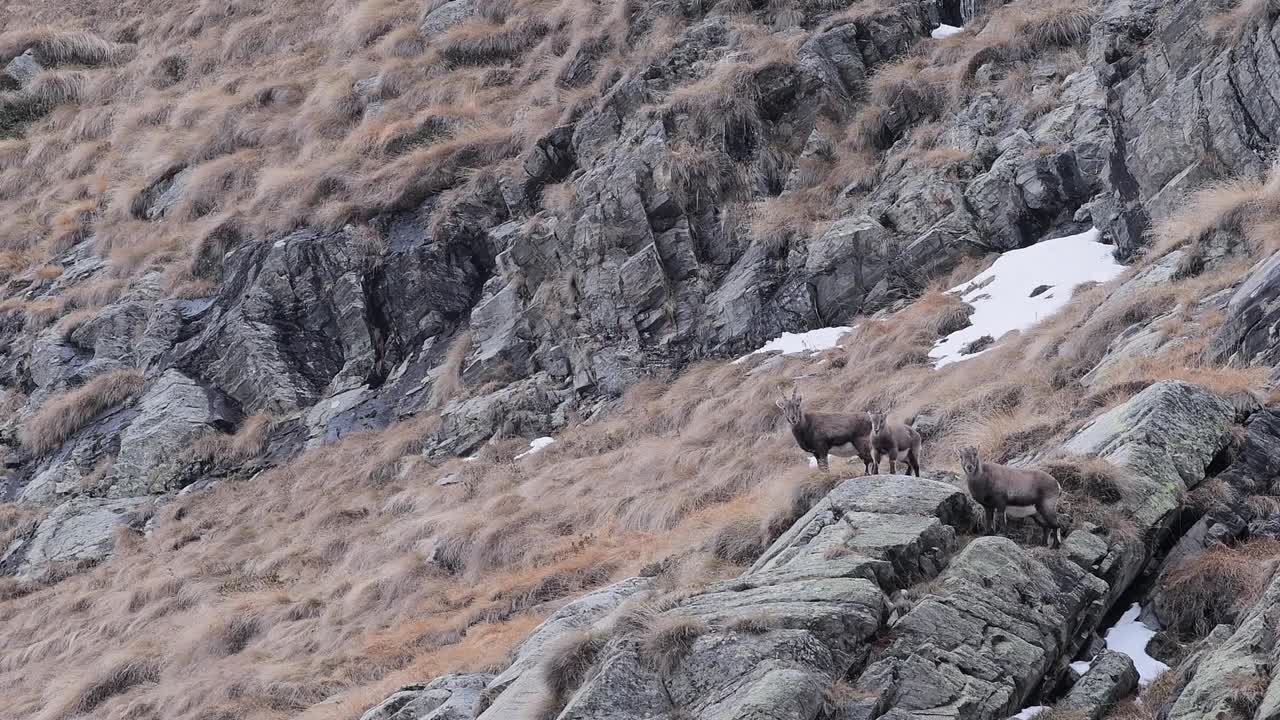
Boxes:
[545,475,966,720]
[749,474,973,590]
[852,537,1109,720]
[363,374,1248,720]
[1064,380,1233,528]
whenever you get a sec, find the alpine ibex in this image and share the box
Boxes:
[868,412,922,477]
[958,446,1062,548]
[776,389,873,473]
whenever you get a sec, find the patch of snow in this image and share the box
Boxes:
[932,24,963,38]
[1009,706,1048,720]
[733,326,854,364]
[1070,659,1092,675]
[514,436,556,460]
[1105,603,1169,686]
[931,228,1124,367]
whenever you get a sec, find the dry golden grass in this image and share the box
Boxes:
[747,191,830,252]
[640,614,705,675]
[20,368,144,454]
[1207,0,1280,43]
[0,4,1260,720]
[1106,669,1181,720]
[1157,538,1280,639]
[186,414,273,465]
[1148,175,1268,258]
[0,217,1264,719]
[539,628,606,717]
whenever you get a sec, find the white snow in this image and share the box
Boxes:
[1009,706,1048,720]
[1070,660,1093,675]
[733,326,854,364]
[931,228,1124,367]
[1105,603,1169,686]
[932,24,963,38]
[515,436,556,460]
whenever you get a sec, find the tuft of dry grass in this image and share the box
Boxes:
[185,414,273,465]
[762,470,839,541]
[1148,175,1267,258]
[1106,669,1181,720]
[1157,538,1280,639]
[43,654,160,720]
[640,614,706,675]
[431,331,472,409]
[20,368,144,454]
[1207,0,1280,43]
[710,516,768,566]
[541,628,607,713]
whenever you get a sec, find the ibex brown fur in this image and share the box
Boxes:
[959,446,1062,548]
[776,389,873,473]
[868,412,922,477]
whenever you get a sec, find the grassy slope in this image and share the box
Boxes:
[0,0,1277,719]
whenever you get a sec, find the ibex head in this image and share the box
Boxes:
[868,411,887,435]
[776,387,804,425]
[958,446,981,475]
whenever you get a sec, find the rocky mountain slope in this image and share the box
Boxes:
[4,0,1280,718]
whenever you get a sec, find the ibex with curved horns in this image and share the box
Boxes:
[776,388,873,473]
[958,446,1063,548]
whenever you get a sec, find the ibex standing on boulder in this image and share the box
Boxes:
[958,446,1062,548]
[777,389,873,473]
[868,412,922,477]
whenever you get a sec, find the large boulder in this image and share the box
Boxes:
[1058,650,1139,720]
[851,537,1109,720]
[556,577,887,720]
[1063,381,1233,535]
[0,496,150,581]
[1,49,42,90]
[751,475,973,591]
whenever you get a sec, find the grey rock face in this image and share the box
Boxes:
[558,578,886,720]
[359,673,494,720]
[853,537,1109,720]
[1150,408,1280,628]
[1063,380,1233,535]
[1059,650,1139,720]
[420,0,476,36]
[1,496,149,580]
[1,49,42,90]
[1209,251,1280,371]
[104,370,239,497]
[546,475,969,720]
[432,374,575,458]
[751,475,973,591]
[477,576,654,720]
